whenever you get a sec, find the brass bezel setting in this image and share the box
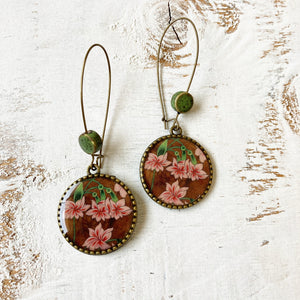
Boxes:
[57,173,137,255]
[140,134,213,209]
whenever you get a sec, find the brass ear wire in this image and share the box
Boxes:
[79,44,111,174]
[157,17,199,134]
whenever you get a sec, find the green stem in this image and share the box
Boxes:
[108,190,119,203]
[174,151,182,161]
[177,140,186,147]
[167,149,179,154]
[84,186,98,194]
[100,189,106,201]
[107,238,118,242]
[189,153,197,165]
[150,170,156,192]
[73,217,76,242]
[180,197,195,202]
[181,148,186,160]
[166,139,185,150]
[167,146,181,151]
[167,139,179,148]
[83,179,94,192]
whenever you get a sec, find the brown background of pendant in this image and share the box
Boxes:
[140,135,213,209]
[57,174,137,255]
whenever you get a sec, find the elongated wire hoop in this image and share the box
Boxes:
[157,17,199,131]
[80,44,111,172]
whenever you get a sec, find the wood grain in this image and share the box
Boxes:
[0,0,299,299]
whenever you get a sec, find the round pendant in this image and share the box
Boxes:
[140,134,213,209]
[58,174,137,255]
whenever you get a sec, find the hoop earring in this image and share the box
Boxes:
[58,44,137,255]
[140,18,213,209]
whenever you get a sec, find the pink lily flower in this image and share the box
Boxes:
[195,147,206,163]
[65,197,90,219]
[159,181,188,205]
[166,158,188,179]
[86,200,110,222]
[110,199,132,220]
[83,223,113,251]
[145,153,171,172]
[188,162,208,181]
[114,183,127,198]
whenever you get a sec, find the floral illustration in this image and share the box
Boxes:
[86,200,110,222]
[143,138,210,205]
[159,181,188,205]
[188,161,208,181]
[114,183,127,198]
[195,147,207,163]
[105,198,112,215]
[62,177,134,251]
[144,153,171,172]
[166,158,187,179]
[110,199,132,220]
[82,223,113,251]
[65,197,90,219]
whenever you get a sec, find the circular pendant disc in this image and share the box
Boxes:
[58,174,137,254]
[140,135,213,209]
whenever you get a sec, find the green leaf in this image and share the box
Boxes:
[73,182,84,202]
[181,147,186,160]
[175,151,181,162]
[157,140,168,156]
[189,153,197,165]
[109,191,119,203]
[100,189,106,201]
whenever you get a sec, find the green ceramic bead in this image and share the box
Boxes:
[171,91,194,113]
[78,130,102,154]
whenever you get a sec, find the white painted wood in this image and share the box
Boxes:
[0,0,300,299]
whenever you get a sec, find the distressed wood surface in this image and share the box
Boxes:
[0,0,299,299]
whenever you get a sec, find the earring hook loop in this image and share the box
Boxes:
[80,44,111,172]
[156,17,199,132]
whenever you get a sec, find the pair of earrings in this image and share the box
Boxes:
[57,18,213,255]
